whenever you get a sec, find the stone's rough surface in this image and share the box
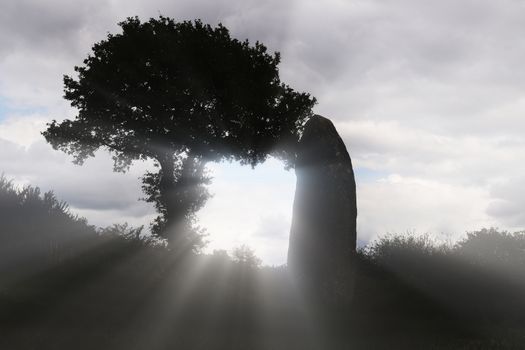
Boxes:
[288,115,357,302]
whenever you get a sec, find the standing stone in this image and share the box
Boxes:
[287,115,357,303]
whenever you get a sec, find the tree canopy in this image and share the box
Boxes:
[43,16,316,247]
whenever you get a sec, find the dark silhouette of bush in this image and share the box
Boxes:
[0,175,96,281]
[360,230,525,327]
[457,227,525,268]
[0,175,160,288]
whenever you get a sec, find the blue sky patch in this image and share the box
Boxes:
[354,167,388,183]
[0,95,48,122]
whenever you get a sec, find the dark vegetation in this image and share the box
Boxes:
[2,177,525,349]
[43,17,315,247]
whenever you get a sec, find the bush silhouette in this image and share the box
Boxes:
[360,230,525,325]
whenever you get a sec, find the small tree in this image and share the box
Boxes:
[43,17,315,248]
[232,244,262,267]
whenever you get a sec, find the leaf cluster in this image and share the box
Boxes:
[43,17,316,170]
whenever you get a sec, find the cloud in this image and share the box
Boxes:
[357,174,496,244]
[0,114,48,146]
[0,1,120,108]
[486,176,525,228]
[198,159,295,265]
[338,120,525,187]
[0,132,156,228]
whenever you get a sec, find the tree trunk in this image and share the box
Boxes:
[157,152,209,249]
[157,153,184,245]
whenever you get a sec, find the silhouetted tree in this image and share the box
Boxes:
[456,228,525,266]
[43,17,315,248]
[232,244,262,267]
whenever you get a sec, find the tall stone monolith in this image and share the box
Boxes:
[287,115,357,303]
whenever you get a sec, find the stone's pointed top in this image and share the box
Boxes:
[297,114,350,168]
[307,114,332,123]
[307,114,333,124]
[302,115,337,138]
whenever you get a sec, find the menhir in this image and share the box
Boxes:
[287,115,357,303]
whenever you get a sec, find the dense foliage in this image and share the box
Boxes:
[43,17,315,246]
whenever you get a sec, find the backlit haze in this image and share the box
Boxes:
[2,0,525,265]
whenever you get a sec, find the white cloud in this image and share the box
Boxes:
[357,174,496,245]
[0,133,157,229]
[0,115,48,147]
[198,158,295,265]
[486,176,525,229]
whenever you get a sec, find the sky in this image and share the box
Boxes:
[1,0,525,265]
